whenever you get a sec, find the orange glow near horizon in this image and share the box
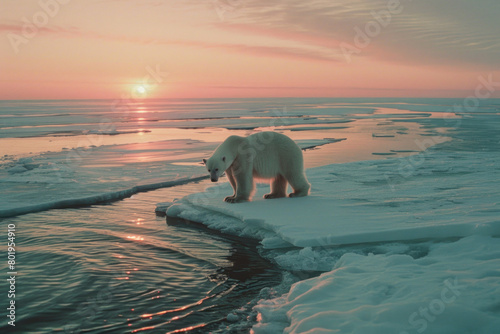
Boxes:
[0,1,498,100]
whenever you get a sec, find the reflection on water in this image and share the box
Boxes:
[0,186,282,333]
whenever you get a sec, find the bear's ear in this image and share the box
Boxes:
[202,158,207,165]
[222,156,226,162]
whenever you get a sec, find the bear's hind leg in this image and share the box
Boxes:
[264,174,287,199]
[286,172,310,198]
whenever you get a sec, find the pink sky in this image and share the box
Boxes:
[1,0,499,100]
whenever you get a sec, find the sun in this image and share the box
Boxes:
[131,83,150,99]
[134,85,147,95]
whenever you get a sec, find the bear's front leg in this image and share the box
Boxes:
[224,168,237,202]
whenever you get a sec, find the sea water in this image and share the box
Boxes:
[1,98,496,333]
[2,185,283,333]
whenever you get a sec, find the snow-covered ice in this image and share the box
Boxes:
[166,150,500,249]
[253,235,500,334]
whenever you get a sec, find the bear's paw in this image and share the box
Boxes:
[264,193,286,199]
[224,196,248,204]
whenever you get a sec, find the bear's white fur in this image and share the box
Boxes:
[203,132,310,203]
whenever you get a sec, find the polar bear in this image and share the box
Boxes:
[202,132,310,203]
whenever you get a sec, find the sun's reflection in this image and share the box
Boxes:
[140,296,208,319]
[127,235,144,241]
[168,323,208,333]
[131,326,156,333]
[135,104,148,113]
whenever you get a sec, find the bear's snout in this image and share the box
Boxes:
[211,178,218,182]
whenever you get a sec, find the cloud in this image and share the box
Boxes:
[0,20,341,63]
[215,0,500,67]
[174,40,341,62]
[0,22,64,35]
[3,0,498,68]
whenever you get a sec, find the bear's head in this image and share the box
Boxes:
[202,156,227,182]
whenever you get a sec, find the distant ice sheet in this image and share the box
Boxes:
[0,173,208,218]
[0,139,213,218]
